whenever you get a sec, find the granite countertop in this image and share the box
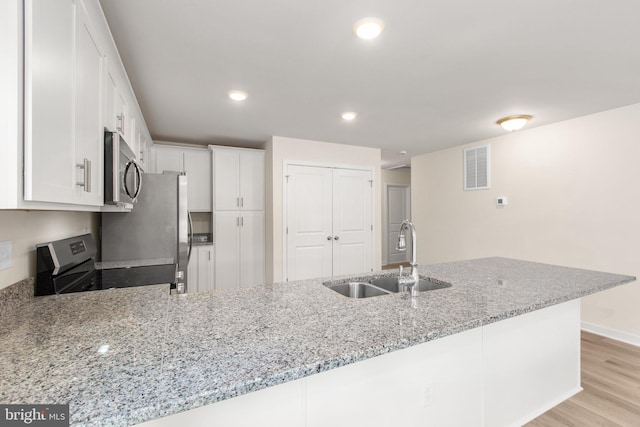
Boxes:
[0,257,634,426]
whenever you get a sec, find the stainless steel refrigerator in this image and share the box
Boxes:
[101,172,191,293]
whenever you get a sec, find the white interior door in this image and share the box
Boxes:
[286,165,373,281]
[332,169,373,276]
[387,185,410,264]
[286,165,333,281]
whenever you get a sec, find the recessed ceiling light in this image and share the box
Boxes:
[228,90,248,101]
[399,150,407,155]
[497,115,532,131]
[354,17,384,40]
[342,112,357,121]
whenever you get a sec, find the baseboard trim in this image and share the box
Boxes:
[508,386,583,427]
[581,322,640,348]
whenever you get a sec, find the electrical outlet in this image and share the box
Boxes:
[422,380,434,407]
[0,241,12,270]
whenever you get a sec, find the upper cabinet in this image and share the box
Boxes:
[24,0,103,206]
[211,147,265,211]
[1,0,152,210]
[151,144,212,211]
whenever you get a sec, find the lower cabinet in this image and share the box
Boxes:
[214,211,265,289]
[187,245,214,293]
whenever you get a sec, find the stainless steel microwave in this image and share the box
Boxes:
[104,129,142,208]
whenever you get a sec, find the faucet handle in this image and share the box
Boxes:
[399,265,404,277]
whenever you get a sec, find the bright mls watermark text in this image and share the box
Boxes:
[0,405,69,426]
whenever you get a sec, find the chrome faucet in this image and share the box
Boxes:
[397,220,419,297]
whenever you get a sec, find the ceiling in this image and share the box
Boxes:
[100,0,640,168]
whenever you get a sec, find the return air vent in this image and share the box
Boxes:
[464,145,490,190]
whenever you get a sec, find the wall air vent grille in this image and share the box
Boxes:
[464,145,490,190]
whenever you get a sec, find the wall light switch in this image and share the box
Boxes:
[0,241,12,270]
[496,197,508,206]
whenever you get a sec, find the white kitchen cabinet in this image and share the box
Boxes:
[153,145,184,173]
[187,245,215,293]
[73,0,104,205]
[214,211,264,289]
[24,0,103,206]
[137,128,150,171]
[184,149,212,211]
[1,0,152,211]
[152,145,211,211]
[211,147,264,211]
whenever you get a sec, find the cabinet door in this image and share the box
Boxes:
[213,149,240,210]
[239,151,265,210]
[154,146,184,173]
[197,246,215,292]
[105,70,118,132]
[184,149,212,211]
[24,0,76,204]
[74,0,104,206]
[138,130,149,171]
[239,211,265,287]
[187,246,199,293]
[214,211,240,289]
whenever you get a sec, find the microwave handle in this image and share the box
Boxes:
[123,160,142,202]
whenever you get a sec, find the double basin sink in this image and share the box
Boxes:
[324,274,452,299]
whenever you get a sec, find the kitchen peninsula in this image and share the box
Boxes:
[0,258,634,426]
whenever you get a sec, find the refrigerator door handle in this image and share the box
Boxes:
[187,211,193,263]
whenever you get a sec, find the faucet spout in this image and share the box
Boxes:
[397,220,419,296]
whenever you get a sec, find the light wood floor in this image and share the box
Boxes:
[526,331,640,426]
[381,261,410,270]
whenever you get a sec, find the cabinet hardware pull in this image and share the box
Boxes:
[241,216,244,226]
[237,197,240,207]
[334,236,340,240]
[117,114,125,134]
[241,197,244,208]
[76,158,90,192]
[327,236,332,241]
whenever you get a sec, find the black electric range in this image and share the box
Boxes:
[36,234,177,296]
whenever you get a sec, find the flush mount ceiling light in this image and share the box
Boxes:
[228,90,248,101]
[496,115,532,132]
[342,112,357,121]
[354,17,384,39]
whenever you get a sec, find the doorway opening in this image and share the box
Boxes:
[384,184,411,267]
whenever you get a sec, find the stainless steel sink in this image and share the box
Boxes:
[324,275,452,299]
[369,276,452,293]
[327,282,390,298]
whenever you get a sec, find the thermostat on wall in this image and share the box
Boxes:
[496,197,508,206]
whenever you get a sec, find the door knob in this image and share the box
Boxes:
[334,236,340,240]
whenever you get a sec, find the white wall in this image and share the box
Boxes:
[381,168,411,265]
[411,103,640,343]
[266,136,381,283]
[0,211,98,289]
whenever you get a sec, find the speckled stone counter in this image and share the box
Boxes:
[0,257,634,426]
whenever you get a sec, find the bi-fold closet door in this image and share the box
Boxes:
[286,164,373,281]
